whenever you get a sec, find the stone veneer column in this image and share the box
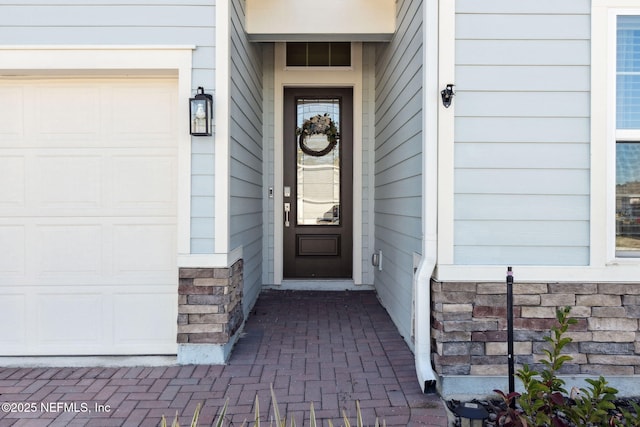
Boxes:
[176,259,243,364]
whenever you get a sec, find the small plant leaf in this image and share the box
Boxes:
[342,408,351,427]
[254,394,260,427]
[214,399,228,427]
[190,403,202,427]
[270,384,284,427]
[309,401,316,427]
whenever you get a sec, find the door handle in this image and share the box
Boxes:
[284,202,290,227]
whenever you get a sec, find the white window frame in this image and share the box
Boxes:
[611,13,640,258]
[592,2,640,268]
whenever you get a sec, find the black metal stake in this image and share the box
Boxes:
[507,266,515,400]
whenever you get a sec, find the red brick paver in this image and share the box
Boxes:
[0,290,449,426]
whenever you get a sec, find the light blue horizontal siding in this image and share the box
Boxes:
[374,0,422,344]
[456,118,590,143]
[455,0,590,14]
[1,0,213,4]
[456,221,589,246]
[190,137,215,253]
[456,66,590,91]
[456,195,590,221]
[456,40,590,66]
[0,4,215,46]
[456,14,589,40]
[453,1,590,266]
[0,27,214,45]
[455,143,589,169]
[455,246,590,266]
[455,169,590,195]
[261,44,275,285]
[456,92,590,118]
[361,43,376,285]
[0,5,214,27]
[229,0,262,313]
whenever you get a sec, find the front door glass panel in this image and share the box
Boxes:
[296,98,341,226]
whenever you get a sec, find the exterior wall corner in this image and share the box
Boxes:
[176,259,244,364]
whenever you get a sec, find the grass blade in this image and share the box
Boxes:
[309,401,317,427]
[270,384,284,427]
[214,399,229,427]
[342,408,351,427]
[190,403,202,427]
[254,394,260,427]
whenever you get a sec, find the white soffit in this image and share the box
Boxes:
[245,0,395,42]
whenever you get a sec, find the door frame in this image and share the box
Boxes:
[283,87,354,279]
[273,42,364,285]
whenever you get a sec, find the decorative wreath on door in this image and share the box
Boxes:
[296,114,339,157]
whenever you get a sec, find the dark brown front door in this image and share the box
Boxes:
[283,87,353,278]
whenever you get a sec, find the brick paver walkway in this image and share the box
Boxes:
[0,290,449,426]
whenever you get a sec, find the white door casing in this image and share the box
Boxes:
[272,42,364,285]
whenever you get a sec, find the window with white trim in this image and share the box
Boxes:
[616,15,640,257]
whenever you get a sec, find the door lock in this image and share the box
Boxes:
[284,202,291,227]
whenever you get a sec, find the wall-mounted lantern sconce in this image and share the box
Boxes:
[441,84,455,108]
[189,86,213,136]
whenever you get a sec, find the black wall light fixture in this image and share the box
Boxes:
[189,86,213,136]
[441,84,455,108]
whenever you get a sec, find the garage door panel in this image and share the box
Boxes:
[36,293,104,346]
[111,85,177,142]
[0,294,26,347]
[0,78,178,356]
[35,155,102,208]
[112,155,177,210]
[113,223,176,277]
[0,86,24,144]
[36,85,100,138]
[0,225,26,276]
[36,224,103,277]
[0,149,177,217]
[0,156,26,207]
[114,293,177,348]
[0,285,177,355]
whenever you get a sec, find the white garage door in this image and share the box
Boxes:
[0,78,179,355]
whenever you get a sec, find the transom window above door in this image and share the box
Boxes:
[286,42,351,67]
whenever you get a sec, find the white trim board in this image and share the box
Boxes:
[266,280,374,291]
[591,3,640,272]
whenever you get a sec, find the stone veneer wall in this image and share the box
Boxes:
[431,280,640,376]
[177,260,243,345]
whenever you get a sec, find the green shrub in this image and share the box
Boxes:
[494,306,640,427]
